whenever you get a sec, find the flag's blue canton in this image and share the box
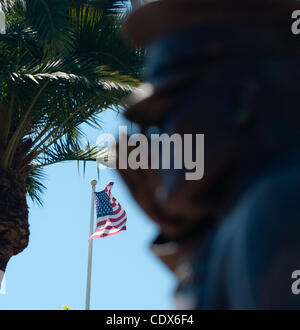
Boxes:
[94,191,113,217]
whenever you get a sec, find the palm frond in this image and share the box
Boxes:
[26,165,46,206]
[35,133,98,168]
[0,0,143,203]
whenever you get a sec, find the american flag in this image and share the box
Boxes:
[90,182,127,239]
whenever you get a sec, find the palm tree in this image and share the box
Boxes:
[0,0,142,273]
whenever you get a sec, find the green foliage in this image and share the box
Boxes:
[62,305,72,310]
[0,0,142,204]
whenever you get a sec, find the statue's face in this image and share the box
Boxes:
[116,60,250,238]
[118,27,265,237]
[153,70,244,229]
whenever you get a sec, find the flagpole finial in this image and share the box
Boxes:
[90,179,97,186]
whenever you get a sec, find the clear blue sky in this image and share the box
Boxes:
[0,110,177,310]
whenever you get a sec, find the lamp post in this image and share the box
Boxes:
[0,4,6,34]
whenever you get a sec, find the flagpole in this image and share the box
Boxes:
[85,179,97,310]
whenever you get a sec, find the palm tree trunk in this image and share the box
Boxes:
[0,169,29,272]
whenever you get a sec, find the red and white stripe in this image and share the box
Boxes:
[90,182,127,239]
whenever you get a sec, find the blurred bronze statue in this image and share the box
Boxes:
[118,0,300,309]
